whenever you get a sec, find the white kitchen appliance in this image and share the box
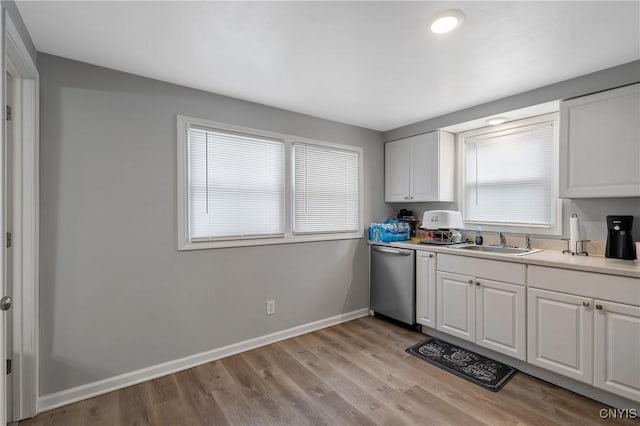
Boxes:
[419,210,465,245]
[421,210,464,230]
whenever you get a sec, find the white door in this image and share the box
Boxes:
[409,132,439,201]
[384,139,410,202]
[415,251,436,327]
[2,16,40,420]
[436,271,475,342]
[476,279,526,361]
[527,288,593,384]
[594,300,640,402]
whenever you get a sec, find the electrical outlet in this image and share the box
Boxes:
[266,300,275,316]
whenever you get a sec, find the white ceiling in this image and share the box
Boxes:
[16,1,640,131]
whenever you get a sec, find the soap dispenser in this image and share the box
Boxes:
[475,227,483,245]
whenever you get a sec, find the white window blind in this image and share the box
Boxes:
[293,143,360,234]
[188,127,285,239]
[464,121,554,226]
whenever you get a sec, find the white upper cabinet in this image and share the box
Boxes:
[384,138,411,202]
[385,131,454,202]
[559,83,640,198]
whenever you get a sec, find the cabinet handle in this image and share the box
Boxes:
[409,196,414,200]
[476,281,481,286]
[428,254,434,258]
[582,301,590,308]
[404,196,409,200]
[468,279,474,284]
[595,304,603,310]
[372,246,411,256]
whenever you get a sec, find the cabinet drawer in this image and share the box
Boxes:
[437,254,525,285]
[528,266,640,306]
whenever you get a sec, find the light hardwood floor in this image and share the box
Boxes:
[21,316,635,425]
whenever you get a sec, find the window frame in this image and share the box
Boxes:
[457,113,562,236]
[177,115,364,250]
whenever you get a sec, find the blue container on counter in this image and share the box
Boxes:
[369,219,411,242]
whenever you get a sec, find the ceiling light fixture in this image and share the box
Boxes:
[486,117,508,126]
[430,9,465,34]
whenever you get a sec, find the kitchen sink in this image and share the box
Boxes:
[454,245,541,256]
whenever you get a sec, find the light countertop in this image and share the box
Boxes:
[368,240,640,279]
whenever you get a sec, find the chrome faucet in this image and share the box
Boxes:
[525,235,532,250]
[498,232,507,247]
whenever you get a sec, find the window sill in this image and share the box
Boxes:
[178,232,364,251]
[464,221,562,237]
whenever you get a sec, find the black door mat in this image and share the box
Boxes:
[406,337,517,392]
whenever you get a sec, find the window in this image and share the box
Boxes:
[177,116,363,249]
[293,143,360,234]
[460,113,561,235]
[187,127,285,240]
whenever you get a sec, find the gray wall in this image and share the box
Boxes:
[381,60,640,243]
[384,60,640,142]
[37,52,640,396]
[2,0,37,65]
[38,53,390,395]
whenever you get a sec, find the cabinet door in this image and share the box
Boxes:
[560,83,640,198]
[436,271,475,342]
[476,279,526,361]
[527,288,593,384]
[594,300,640,401]
[385,139,410,202]
[416,251,436,327]
[410,132,439,201]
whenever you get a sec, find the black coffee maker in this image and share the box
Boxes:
[397,209,419,238]
[605,215,636,260]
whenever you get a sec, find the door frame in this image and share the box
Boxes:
[4,11,39,421]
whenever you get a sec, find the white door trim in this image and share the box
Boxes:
[0,9,6,426]
[5,12,39,421]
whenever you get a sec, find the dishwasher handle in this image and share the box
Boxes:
[371,246,412,256]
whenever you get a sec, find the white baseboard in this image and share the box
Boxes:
[37,308,369,413]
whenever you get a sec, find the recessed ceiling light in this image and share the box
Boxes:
[486,117,508,126]
[430,9,465,34]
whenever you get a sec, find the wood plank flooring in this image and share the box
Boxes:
[21,316,636,425]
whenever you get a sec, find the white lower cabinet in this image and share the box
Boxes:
[476,279,526,360]
[528,266,640,401]
[415,251,436,327]
[436,271,476,342]
[527,288,594,384]
[594,300,640,402]
[435,264,526,361]
[417,254,639,403]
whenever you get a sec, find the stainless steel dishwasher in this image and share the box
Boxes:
[370,245,416,325]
